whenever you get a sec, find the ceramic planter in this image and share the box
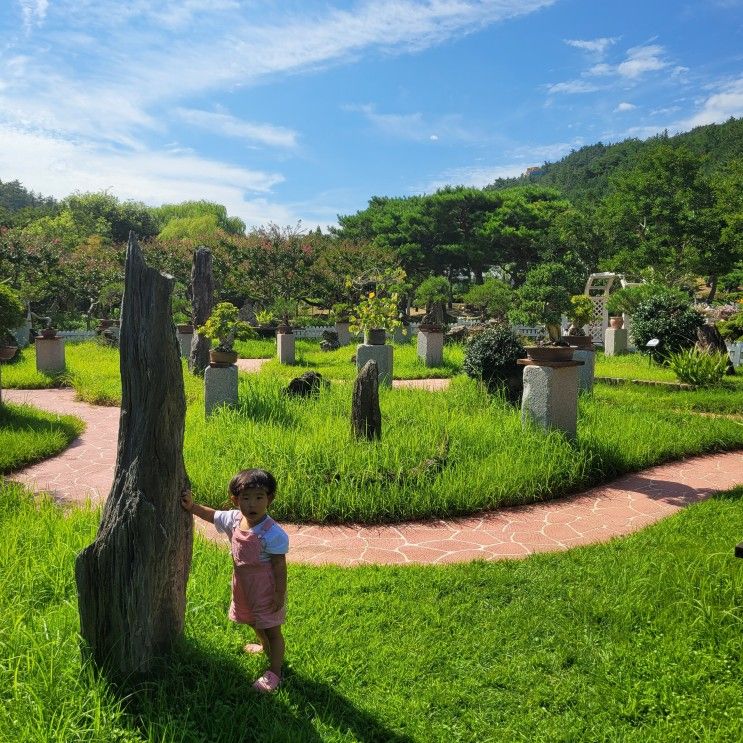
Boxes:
[524,345,574,362]
[209,349,238,367]
[609,316,624,329]
[363,328,386,345]
[0,345,18,361]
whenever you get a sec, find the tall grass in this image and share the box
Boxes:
[184,374,743,522]
[3,480,743,741]
[0,404,84,473]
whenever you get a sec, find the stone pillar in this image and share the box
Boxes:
[35,336,66,374]
[518,359,583,441]
[176,330,193,358]
[604,327,628,356]
[204,364,238,415]
[417,328,444,367]
[572,347,595,393]
[335,322,351,347]
[277,332,295,364]
[392,325,408,344]
[356,343,393,386]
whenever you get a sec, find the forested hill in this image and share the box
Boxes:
[0,179,58,227]
[485,117,743,207]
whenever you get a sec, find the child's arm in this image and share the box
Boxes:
[181,488,216,524]
[270,554,287,611]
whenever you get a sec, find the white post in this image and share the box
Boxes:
[35,336,66,373]
[417,328,444,367]
[277,332,295,364]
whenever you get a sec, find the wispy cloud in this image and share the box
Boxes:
[419,163,526,193]
[175,108,298,149]
[17,0,48,31]
[565,37,617,56]
[614,102,636,112]
[546,80,600,95]
[678,76,743,128]
[617,44,670,78]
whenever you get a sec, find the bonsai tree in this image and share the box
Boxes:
[330,302,352,323]
[254,309,275,327]
[414,276,451,326]
[0,283,25,348]
[511,263,572,343]
[462,278,514,323]
[349,267,407,340]
[197,302,253,353]
[566,295,594,336]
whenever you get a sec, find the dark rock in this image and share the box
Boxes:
[285,371,326,397]
[697,324,736,375]
[320,329,340,352]
[188,246,214,376]
[351,359,381,440]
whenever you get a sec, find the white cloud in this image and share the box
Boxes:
[546,80,599,95]
[614,102,636,112]
[586,63,613,77]
[419,163,526,193]
[175,108,298,149]
[617,44,669,79]
[678,76,743,128]
[565,37,617,55]
[18,0,49,30]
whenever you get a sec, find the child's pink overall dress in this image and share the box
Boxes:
[228,515,286,629]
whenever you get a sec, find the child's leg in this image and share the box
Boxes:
[263,625,285,677]
[244,626,269,655]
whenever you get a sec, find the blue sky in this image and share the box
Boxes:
[1,0,741,229]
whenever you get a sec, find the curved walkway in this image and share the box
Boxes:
[5,387,742,566]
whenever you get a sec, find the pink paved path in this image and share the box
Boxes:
[6,387,742,566]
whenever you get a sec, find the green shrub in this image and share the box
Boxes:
[462,278,513,322]
[631,294,704,359]
[462,326,526,400]
[717,311,743,342]
[667,348,729,387]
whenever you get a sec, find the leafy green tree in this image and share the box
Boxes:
[462,278,514,322]
[152,201,246,237]
[710,159,743,300]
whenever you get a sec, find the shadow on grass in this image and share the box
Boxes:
[122,640,413,743]
[0,402,81,439]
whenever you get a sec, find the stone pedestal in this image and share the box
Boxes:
[518,359,583,441]
[356,343,393,386]
[417,329,444,367]
[604,327,628,356]
[277,332,295,364]
[572,347,595,393]
[335,322,351,347]
[35,336,66,373]
[176,331,193,358]
[204,364,238,415]
[392,325,408,344]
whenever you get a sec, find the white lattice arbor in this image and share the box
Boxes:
[584,272,619,343]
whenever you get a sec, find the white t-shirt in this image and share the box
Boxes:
[213,510,289,563]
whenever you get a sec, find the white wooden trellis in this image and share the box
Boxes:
[584,272,619,344]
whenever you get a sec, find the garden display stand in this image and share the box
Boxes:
[356,332,393,385]
[277,326,295,364]
[417,324,444,367]
[518,358,584,440]
[35,333,66,374]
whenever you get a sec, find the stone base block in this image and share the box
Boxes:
[335,322,351,347]
[204,364,238,415]
[604,327,628,356]
[177,331,193,358]
[417,330,444,367]
[35,337,66,373]
[521,364,580,440]
[572,348,595,393]
[356,343,393,386]
[277,333,295,364]
[392,326,408,344]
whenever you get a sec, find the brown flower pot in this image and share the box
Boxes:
[364,328,386,345]
[209,349,238,367]
[177,324,194,334]
[609,316,624,329]
[39,328,58,339]
[524,345,575,362]
[561,334,592,348]
[0,345,18,361]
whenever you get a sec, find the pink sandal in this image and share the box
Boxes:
[252,670,281,693]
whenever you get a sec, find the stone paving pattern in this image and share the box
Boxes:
[6,387,742,566]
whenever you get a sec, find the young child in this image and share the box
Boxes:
[181,468,288,693]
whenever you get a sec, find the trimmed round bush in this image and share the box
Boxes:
[631,293,704,359]
[463,326,526,401]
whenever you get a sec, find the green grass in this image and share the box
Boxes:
[596,351,700,383]
[3,480,743,741]
[0,403,84,473]
[233,337,277,359]
[184,374,743,522]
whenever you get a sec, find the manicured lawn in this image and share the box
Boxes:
[0,403,84,473]
[595,350,680,382]
[3,480,743,741]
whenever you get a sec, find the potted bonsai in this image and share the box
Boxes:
[0,284,25,404]
[197,302,253,367]
[271,297,295,335]
[562,294,595,347]
[349,290,402,345]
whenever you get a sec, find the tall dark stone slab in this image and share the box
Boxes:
[75,233,192,678]
[189,246,214,376]
[351,359,381,440]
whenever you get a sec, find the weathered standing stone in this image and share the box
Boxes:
[189,247,214,376]
[75,233,192,678]
[697,324,736,375]
[285,371,325,397]
[351,360,381,440]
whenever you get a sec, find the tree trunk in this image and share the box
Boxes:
[707,274,718,303]
[75,233,193,678]
[188,247,214,376]
[696,324,735,375]
[351,360,381,440]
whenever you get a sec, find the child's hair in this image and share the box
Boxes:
[228,468,277,499]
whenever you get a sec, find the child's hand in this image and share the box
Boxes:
[181,488,194,512]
